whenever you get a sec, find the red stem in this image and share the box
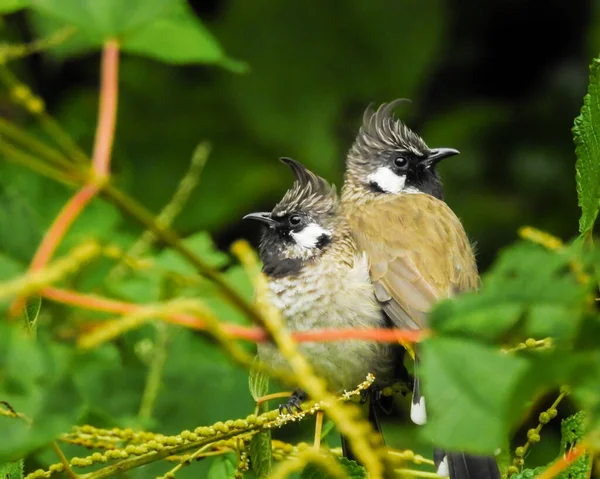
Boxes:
[41,287,426,344]
[92,39,119,177]
[537,446,586,479]
[9,40,120,318]
[30,184,100,271]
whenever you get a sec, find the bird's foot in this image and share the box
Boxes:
[278,389,307,415]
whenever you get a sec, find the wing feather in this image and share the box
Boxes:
[346,194,478,330]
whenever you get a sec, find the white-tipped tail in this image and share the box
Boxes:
[410,395,427,425]
[436,455,449,478]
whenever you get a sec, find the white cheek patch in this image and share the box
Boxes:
[367,167,406,194]
[290,223,331,249]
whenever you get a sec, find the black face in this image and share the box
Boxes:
[243,211,332,278]
[367,148,459,200]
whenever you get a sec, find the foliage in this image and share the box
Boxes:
[574,57,600,236]
[0,2,599,479]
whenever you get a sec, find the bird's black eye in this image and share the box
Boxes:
[289,215,302,226]
[393,156,408,168]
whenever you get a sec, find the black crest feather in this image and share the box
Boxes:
[352,98,430,160]
[272,158,337,217]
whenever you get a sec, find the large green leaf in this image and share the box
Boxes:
[0,323,83,463]
[430,242,589,345]
[573,57,600,234]
[29,0,243,68]
[249,430,272,478]
[420,337,533,453]
[207,453,237,479]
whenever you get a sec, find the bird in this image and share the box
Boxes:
[243,157,399,461]
[341,99,501,479]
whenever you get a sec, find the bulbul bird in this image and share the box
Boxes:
[243,158,398,460]
[341,99,501,479]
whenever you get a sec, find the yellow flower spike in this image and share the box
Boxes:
[518,226,563,250]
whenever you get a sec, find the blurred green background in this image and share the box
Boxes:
[2,0,598,267]
[0,0,598,477]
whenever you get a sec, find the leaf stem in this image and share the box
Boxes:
[0,117,73,169]
[51,441,79,479]
[92,39,119,178]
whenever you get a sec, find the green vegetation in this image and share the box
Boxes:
[0,2,599,479]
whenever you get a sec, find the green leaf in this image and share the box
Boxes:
[0,459,24,479]
[430,242,589,345]
[155,232,229,273]
[0,0,29,13]
[420,337,533,453]
[250,430,272,478]
[0,187,43,265]
[301,457,366,479]
[122,1,246,71]
[207,453,237,479]
[29,0,244,68]
[573,57,600,234]
[249,357,270,402]
[0,322,83,463]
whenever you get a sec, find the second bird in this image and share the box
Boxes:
[341,99,501,479]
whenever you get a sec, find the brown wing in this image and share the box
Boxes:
[346,194,478,330]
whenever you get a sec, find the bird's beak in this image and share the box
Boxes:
[425,147,460,168]
[243,212,277,227]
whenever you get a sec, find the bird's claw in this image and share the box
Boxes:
[278,394,304,415]
[360,386,383,404]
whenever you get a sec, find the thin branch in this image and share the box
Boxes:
[101,184,266,327]
[51,441,79,479]
[92,39,119,178]
[40,286,425,345]
[30,185,100,272]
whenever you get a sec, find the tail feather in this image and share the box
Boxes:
[410,359,427,425]
[434,450,501,479]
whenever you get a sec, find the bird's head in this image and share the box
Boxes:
[244,158,340,275]
[344,99,459,200]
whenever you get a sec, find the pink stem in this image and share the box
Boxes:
[42,287,426,344]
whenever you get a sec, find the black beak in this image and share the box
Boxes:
[425,147,460,167]
[243,212,277,227]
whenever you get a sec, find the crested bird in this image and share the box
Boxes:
[243,157,399,464]
[341,99,501,479]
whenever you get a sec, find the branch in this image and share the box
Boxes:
[40,287,426,345]
[92,39,119,178]
[9,40,120,317]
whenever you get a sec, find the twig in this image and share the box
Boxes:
[0,64,88,164]
[9,39,120,316]
[92,39,119,178]
[0,117,73,168]
[41,285,424,345]
[0,242,101,301]
[0,140,80,186]
[8,185,100,316]
[107,142,210,281]
[101,183,266,327]
[138,322,170,422]
[51,441,79,479]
